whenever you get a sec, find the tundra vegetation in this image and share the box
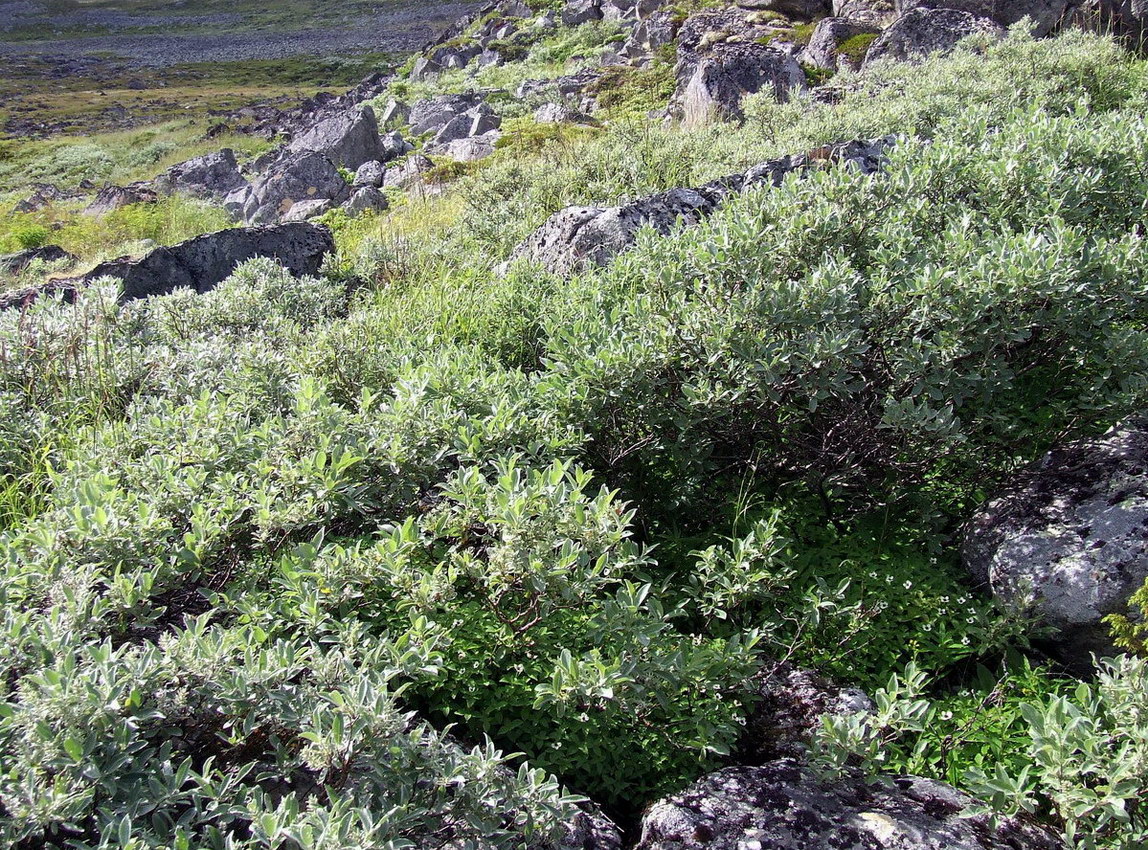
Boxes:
[1,5,1148,849]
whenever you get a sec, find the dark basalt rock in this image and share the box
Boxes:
[862,7,1006,68]
[636,761,1065,850]
[0,245,76,277]
[507,136,894,276]
[963,422,1148,668]
[0,223,334,310]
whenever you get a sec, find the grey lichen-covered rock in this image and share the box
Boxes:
[636,761,1065,850]
[679,43,807,126]
[742,0,833,20]
[383,154,436,190]
[963,423,1148,667]
[288,105,386,171]
[409,93,486,136]
[344,186,390,216]
[354,160,387,188]
[155,149,247,200]
[620,10,678,59]
[0,245,76,277]
[435,134,502,162]
[243,152,351,225]
[381,130,414,161]
[535,102,591,123]
[562,0,603,25]
[84,183,158,216]
[862,7,1005,68]
[897,0,1073,35]
[740,664,874,763]
[410,56,444,82]
[507,136,892,276]
[282,199,334,222]
[378,98,411,129]
[0,224,334,310]
[834,0,897,26]
[800,17,883,70]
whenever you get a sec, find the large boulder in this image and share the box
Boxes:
[0,245,75,277]
[834,0,897,26]
[84,184,158,216]
[897,0,1073,35]
[862,7,1006,68]
[801,17,883,70]
[240,152,351,225]
[288,105,386,171]
[678,43,807,126]
[962,423,1148,667]
[562,0,603,25]
[636,761,1064,850]
[154,149,247,200]
[740,664,874,763]
[409,93,486,136]
[506,186,728,277]
[507,137,892,276]
[741,0,833,20]
[0,224,334,310]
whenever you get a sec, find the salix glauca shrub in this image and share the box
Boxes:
[814,657,1148,850]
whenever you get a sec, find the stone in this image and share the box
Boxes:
[601,0,666,21]
[678,43,807,126]
[507,136,892,276]
[436,134,502,162]
[344,186,389,216]
[409,94,485,136]
[535,102,590,123]
[382,131,414,161]
[154,149,246,200]
[517,70,603,100]
[562,0,603,25]
[282,199,333,222]
[13,184,70,214]
[353,161,387,188]
[383,155,436,190]
[242,152,351,226]
[621,10,678,59]
[410,56,444,82]
[740,664,874,763]
[636,760,1065,850]
[862,7,1006,68]
[800,17,883,70]
[378,98,410,129]
[0,224,334,310]
[963,423,1148,668]
[496,0,533,16]
[898,0,1072,35]
[0,245,75,277]
[834,0,897,25]
[84,184,158,216]
[746,0,832,19]
[288,105,385,171]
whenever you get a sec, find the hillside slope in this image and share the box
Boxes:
[1,2,1148,849]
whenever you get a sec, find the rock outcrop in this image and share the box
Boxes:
[740,664,874,763]
[801,17,883,69]
[507,136,893,276]
[863,7,1006,68]
[0,245,76,277]
[230,151,351,225]
[154,149,247,200]
[963,422,1148,667]
[288,105,387,171]
[679,43,807,126]
[84,183,158,216]
[636,761,1065,850]
[0,224,335,311]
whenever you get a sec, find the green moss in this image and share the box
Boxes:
[838,31,879,64]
